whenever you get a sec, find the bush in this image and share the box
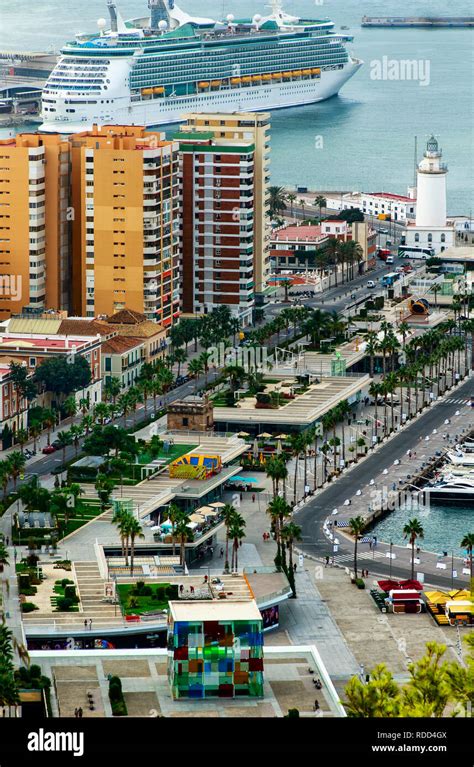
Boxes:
[355,578,365,589]
[29,665,42,680]
[64,584,79,603]
[26,554,39,567]
[18,573,31,590]
[56,597,74,612]
[154,585,167,601]
[108,676,127,716]
[21,602,38,613]
[61,578,74,589]
[165,584,179,600]
[20,586,37,596]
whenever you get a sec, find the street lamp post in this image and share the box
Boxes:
[389,540,393,578]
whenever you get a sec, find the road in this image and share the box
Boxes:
[296,375,474,588]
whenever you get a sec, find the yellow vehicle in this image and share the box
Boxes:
[377,213,391,221]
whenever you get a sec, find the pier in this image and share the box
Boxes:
[361,16,474,28]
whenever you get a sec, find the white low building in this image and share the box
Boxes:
[325,190,417,223]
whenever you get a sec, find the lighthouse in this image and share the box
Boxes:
[415,136,447,228]
[403,135,454,255]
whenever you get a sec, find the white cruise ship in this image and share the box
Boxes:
[40,0,362,132]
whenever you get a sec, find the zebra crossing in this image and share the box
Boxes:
[442,398,470,405]
[330,550,387,566]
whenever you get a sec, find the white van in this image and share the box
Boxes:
[386,256,394,265]
[367,280,376,289]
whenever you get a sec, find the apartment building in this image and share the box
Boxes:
[180,112,271,303]
[0,358,32,435]
[0,133,70,320]
[70,124,180,328]
[177,132,256,326]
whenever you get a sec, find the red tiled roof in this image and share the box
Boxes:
[58,319,112,337]
[105,308,147,325]
[102,336,144,354]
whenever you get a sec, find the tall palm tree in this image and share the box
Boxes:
[268,186,287,218]
[290,433,305,504]
[314,195,326,221]
[364,330,379,378]
[266,496,292,570]
[125,516,145,575]
[280,521,302,596]
[348,516,366,580]
[228,513,246,572]
[222,504,237,573]
[286,192,297,217]
[460,533,474,587]
[403,518,425,580]
[7,452,25,490]
[56,430,72,463]
[174,511,193,567]
[15,428,29,454]
[29,422,42,453]
[265,455,288,500]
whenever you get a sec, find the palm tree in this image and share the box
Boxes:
[460,533,474,587]
[62,396,77,421]
[222,504,237,573]
[228,512,246,572]
[286,192,297,217]
[290,433,305,505]
[266,496,292,570]
[265,455,288,500]
[281,279,293,303]
[280,521,302,596]
[314,195,326,221]
[112,507,130,561]
[81,414,94,435]
[0,542,9,569]
[29,421,42,453]
[56,430,72,463]
[41,408,56,446]
[175,511,193,567]
[364,330,379,378]
[268,185,287,218]
[7,452,25,490]
[104,377,122,405]
[69,425,81,458]
[403,518,425,580]
[187,358,204,392]
[125,516,145,575]
[79,397,90,415]
[93,402,110,426]
[0,461,9,500]
[15,428,29,454]
[348,516,366,580]
[127,387,143,426]
[298,198,306,220]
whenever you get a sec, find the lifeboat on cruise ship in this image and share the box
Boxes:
[210,80,221,87]
[141,87,153,96]
[262,73,272,80]
[230,77,241,85]
[312,67,321,75]
[302,69,312,76]
[198,81,210,89]
[292,70,302,77]
[153,86,164,95]
[282,71,292,78]
[241,76,252,83]
[252,74,262,81]
[271,72,282,79]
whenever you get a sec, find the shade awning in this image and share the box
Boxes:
[189,513,205,523]
[209,501,225,508]
[195,505,214,514]
[258,432,273,439]
[237,431,250,437]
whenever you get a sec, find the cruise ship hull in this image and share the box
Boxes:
[40,61,362,133]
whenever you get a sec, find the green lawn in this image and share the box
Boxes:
[117,583,177,616]
[13,499,107,545]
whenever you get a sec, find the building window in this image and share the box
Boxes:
[414,233,419,243]
[182,417,189,426]
[427,233,433,243]
[440,234,445,243]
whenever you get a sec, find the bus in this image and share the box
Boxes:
[381,271,401,287]
[398,245,435,259]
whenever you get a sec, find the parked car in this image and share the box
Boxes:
[42,445,56,455]
[51,439,62,449]
[367,280,376,289]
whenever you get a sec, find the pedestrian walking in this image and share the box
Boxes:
[252,493,255,503]
[89,618,92,630]
[293,563,297,573]
[220,547,224,558]
[74,708,78,718]
[369,540,372,550]
[240,493,243,502]
[84,619,87,630]
[325,555,330,567]
[5,536,9,546]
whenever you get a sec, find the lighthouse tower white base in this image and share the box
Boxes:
[403,136,454,255]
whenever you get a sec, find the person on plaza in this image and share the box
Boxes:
[77,708,83,718]
[293,563,297,573]
[220,547,224,558]
[179,584,184,594]
[89,618,92,630]
[314,699,320,711]
[84,619,87,630]
[74,708,78,718]
[240,493,243,502]
[325,555,330,567]
[252,494,256,503]
[190,585,194,594]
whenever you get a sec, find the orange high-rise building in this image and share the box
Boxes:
[0,133,70,320]
[70,124,180,328]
